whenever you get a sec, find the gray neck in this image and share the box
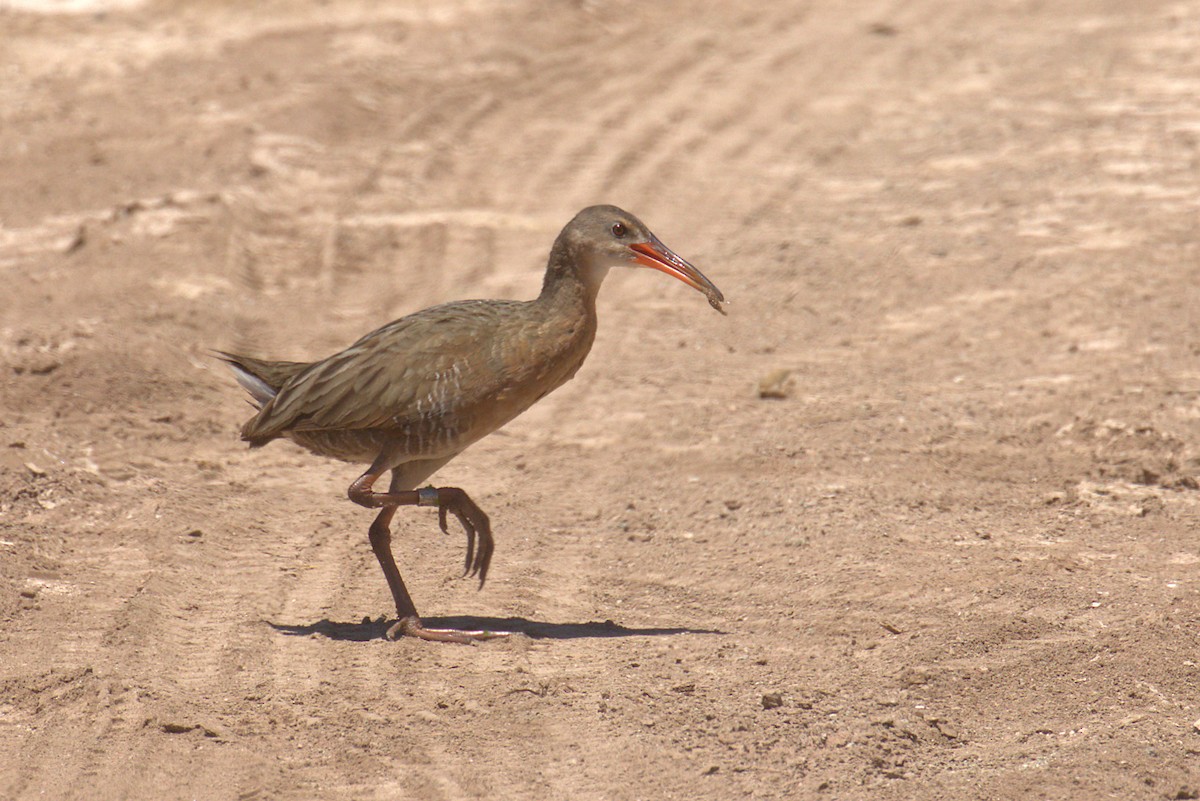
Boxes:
[538,238,610,312]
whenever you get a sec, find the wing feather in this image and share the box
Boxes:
[240,300,531,445]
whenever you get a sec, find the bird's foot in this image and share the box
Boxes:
[431,487,494,586]
[385,616,509,644]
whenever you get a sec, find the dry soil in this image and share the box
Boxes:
[2,1,1200,799]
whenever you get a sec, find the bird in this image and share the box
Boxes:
[218,205,725,643]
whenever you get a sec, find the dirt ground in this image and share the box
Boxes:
[2,0,1200,798]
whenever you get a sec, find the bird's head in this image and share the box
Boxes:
[550,205,726,313]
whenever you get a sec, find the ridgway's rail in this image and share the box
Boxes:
[219,205,725,643]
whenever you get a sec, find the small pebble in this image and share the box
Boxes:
[762,693,784,710]
[757,369,793,399]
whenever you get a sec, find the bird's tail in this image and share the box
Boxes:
[213,351,309,409]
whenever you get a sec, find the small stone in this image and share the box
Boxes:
[161,721,196,734]
[702,765,720,776]
[63,224,87,254]
[1192,717,1200,734]
[198,721,228,739]
[186,529,203,538]
[24,462,46,477]
[103,465,137,481]
[26,359,61,376]
[1134,467,1160,486]
[757,369,794,400]
[762,693,784,710]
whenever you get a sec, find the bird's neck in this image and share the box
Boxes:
[537,240,608,318]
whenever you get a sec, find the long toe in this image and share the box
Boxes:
[460,513,477,576]
[385,616,509,644]
[474,528,494,586]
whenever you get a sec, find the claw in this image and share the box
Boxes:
[459,509,476,577]
[424,486,494,587]
[475,523,491,584]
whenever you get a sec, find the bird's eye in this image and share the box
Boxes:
[611,222,626,238]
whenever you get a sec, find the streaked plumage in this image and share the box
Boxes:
[220,205,724,643]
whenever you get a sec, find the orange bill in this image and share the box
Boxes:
[628,236,726,311]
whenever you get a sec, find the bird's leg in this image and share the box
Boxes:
[366,503,415,617]
[349,469,506,644]
[349,475,496,585]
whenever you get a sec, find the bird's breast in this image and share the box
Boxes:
[474,312,597,428]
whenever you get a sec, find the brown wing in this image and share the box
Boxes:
[240,300,535,447]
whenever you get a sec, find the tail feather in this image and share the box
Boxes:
[214,351,310,409]
[230,363,279,407]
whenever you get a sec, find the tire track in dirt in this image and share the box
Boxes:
[458,4,831,218]
[3,4,781,794]
[2,428,450,797]
[349,10,878,787]
[12,1,1200,798]
[224,436,573,796]
[0,481,281,797]
[0,542,153,799]
[523,43,713,204]
[424,2,791,633]
[593,12,817,204]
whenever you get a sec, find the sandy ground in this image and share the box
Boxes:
[2,0,1200,798]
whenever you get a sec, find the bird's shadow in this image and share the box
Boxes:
[267,615,723,641]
